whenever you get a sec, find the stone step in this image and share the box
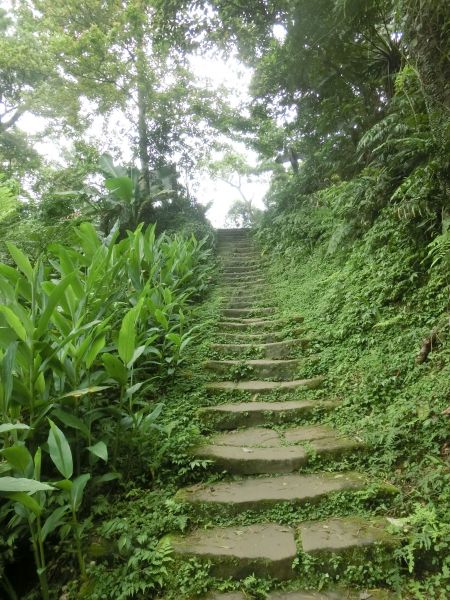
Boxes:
[207,588,398,599]
[218,246,256,253]
[216,331,304,343]
[219,259,261,267]
[175,470,395,512]
[167,518,397,581]
[222,308,276,318]
[217,317,299,331]
[200,399,336,430]
[222,265,261,273]
[298,515,398,557]
[223,277,266,285]
[205,376,324,396]
[224,300,270,309]
[195,425,362,474]
[220,252,261,259]
[205,358,302,380]
[167,523,297,580]
[222,289,267,299]
[210,339,307,359]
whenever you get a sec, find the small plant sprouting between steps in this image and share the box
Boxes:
[0,222,212,598]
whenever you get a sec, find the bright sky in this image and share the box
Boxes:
[16,51,270,228]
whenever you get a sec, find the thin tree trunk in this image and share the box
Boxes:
[136,22,151,200]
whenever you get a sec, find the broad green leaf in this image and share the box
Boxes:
[0,476,54,493]
[59,386,110,399]
[6,491,42,515]
[103,353,128,385]
[47,419,73,480]
[87,441,108,463]
[84,334,106,368]
[0,306,27,341]
[5,242,33,282]
[99,153,127,178]
[154,309,169,330]
[118,307,139,365]
[105,176,133,202]
[92,472,121,485]
[128,344,146,367]
[41,505,70,541]
[70,473,90,511]
[2,446,33,475]
[52,409,90,438]
[53,479,73,492]
[34,273,77,339]
[0,423,30,434]
[0,342,18,412]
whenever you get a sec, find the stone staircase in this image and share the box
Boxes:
[167,229,400,599]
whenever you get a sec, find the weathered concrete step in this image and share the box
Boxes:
[218,246,256,253]
[207,588,398,599]
[222,270,263,278]
[205,359,302,380]
[223,277,266,286]
[168,518,398,581]
[222,263,262,275]
[218,316,303,331]
[216,331,306,343]
[222,307,276,318]
[176,471,390,512]
[168,523,297,580]
[195,426,361,474]
[205,376,322,396]
[222,288,266,299]
[225,300,270,309]
[223,294,269,305]
[220,259,261,267]
[299,516,398,555]
[199,399,336,430]
[211,339,306,359]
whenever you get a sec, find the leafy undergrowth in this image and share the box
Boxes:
[257,206,450,598]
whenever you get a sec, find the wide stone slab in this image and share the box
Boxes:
[222,307,276,318]
[210,340,305,359]
[299,517,397,554]
[216,331,302,343]
[175,471,370,511]
[169,523,297,580]
[205,376,323,395]
[195,426,361,474]
[199,399,338,429]
[207,590,398,600]
[205,359,302,380]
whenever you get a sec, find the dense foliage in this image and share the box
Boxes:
[1,0,450,598]
[0,223,212,598]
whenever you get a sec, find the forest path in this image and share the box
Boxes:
[168,229,399,599]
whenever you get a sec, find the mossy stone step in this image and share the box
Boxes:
[168,518,398,581]
[223,278,266,286]
[218,317,301,331]
[216,331,306,343]
[205,359,302,380]
[224,300,271,309]
[205,376,323,395]
[223,272,264,280]
[175,470,388,512]
[222,265,261,273]
[195,425,361,474]
[206,589,398,599]
[298,516,398,555]
[168,523,297,580]
[210,340,306,359]
[222,308,276,318]
[199,399,337,430]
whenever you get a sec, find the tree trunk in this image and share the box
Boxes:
[135,22,151,200]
